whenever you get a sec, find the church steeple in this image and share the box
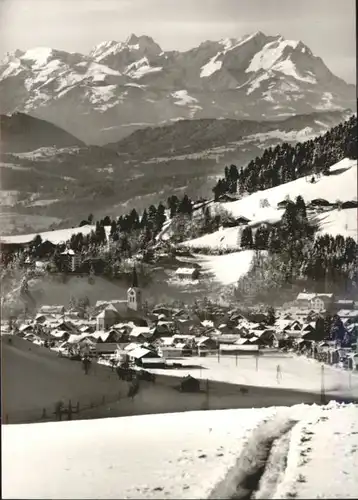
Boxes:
[132,266,139,288]
[127,266,142,311]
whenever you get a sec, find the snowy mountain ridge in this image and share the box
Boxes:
[0,31,355,144]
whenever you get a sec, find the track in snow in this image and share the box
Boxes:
[208,415,298,500]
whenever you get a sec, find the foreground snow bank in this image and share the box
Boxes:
[2,408,275,499]
[274,402,358,499]
[3,403,358,499]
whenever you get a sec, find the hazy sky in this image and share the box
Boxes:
[0,0,356,83]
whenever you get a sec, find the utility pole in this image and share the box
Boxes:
[320,364,325,405]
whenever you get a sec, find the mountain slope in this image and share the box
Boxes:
[106,110,352,159]
[0,32,355,144]
[0,112,84,153]
[0,111,353,235]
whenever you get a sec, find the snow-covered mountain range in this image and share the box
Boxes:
[1,32,355,144]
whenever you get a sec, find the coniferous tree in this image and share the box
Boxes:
[129,208,140,230]
[148,205,157,229]
[167,195,179,218]
[295,195,307,222]
[110,220,117,238]
[241,226,253,249]
[155,202,166,232]
[254,225,270,250]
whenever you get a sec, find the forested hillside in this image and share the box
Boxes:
[231,116,358,303]
[213,115,357,199]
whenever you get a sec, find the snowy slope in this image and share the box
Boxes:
[3,403,358,499]
[315,208,357,241]
[178,158,357,259]
[180,226,242,251]
[2,408,275,499]
[274,402,358,499]
[194,250,258,285]
[0,225,96,245]
[220,158,357,220]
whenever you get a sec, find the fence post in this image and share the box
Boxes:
[76,401,80,413]
[68,400,72,421]
[6,414,9,424]
[41,408,47,419]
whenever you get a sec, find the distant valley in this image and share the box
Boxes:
[0,109,352,234]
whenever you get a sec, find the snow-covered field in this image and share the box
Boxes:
[148,354,358,399]
[179,158,357,255]
[3,403,358,499]
[175,250,258,285]
[315,207,357,241]
[194,250,258,285]
[0,224,96,245]
[180,226,242,251]
[220,158,357,220]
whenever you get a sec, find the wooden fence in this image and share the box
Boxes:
[3,391,123,425]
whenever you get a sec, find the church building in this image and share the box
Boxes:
[95,267,148,330]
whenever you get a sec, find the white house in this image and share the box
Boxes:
[296,293,333,313]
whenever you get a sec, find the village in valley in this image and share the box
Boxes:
[2,261,358,402]
[2,2,358,497]
[1,116,358,424]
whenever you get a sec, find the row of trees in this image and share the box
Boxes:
[213,115,357,199]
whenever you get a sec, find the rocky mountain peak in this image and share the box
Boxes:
[0,32,355,144]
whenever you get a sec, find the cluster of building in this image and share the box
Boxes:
[3,278,358,371]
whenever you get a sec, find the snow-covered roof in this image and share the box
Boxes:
[95,300,127,309]
[49,329,69,338]
[337,309,358,317]
[60,249,75,255]
[68,333,89,344]
[297,293,333,301]
[19,323,33,332]
[88,331,110,342]
[196,336,211,345]
[160,338,174,346]
[39,305,65,313]
[172,334,195,340]
[201,320,214,328]
[175,267,197,275]
[96,307,119,319]
[129,347,152,359]
[124,342,139,352]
